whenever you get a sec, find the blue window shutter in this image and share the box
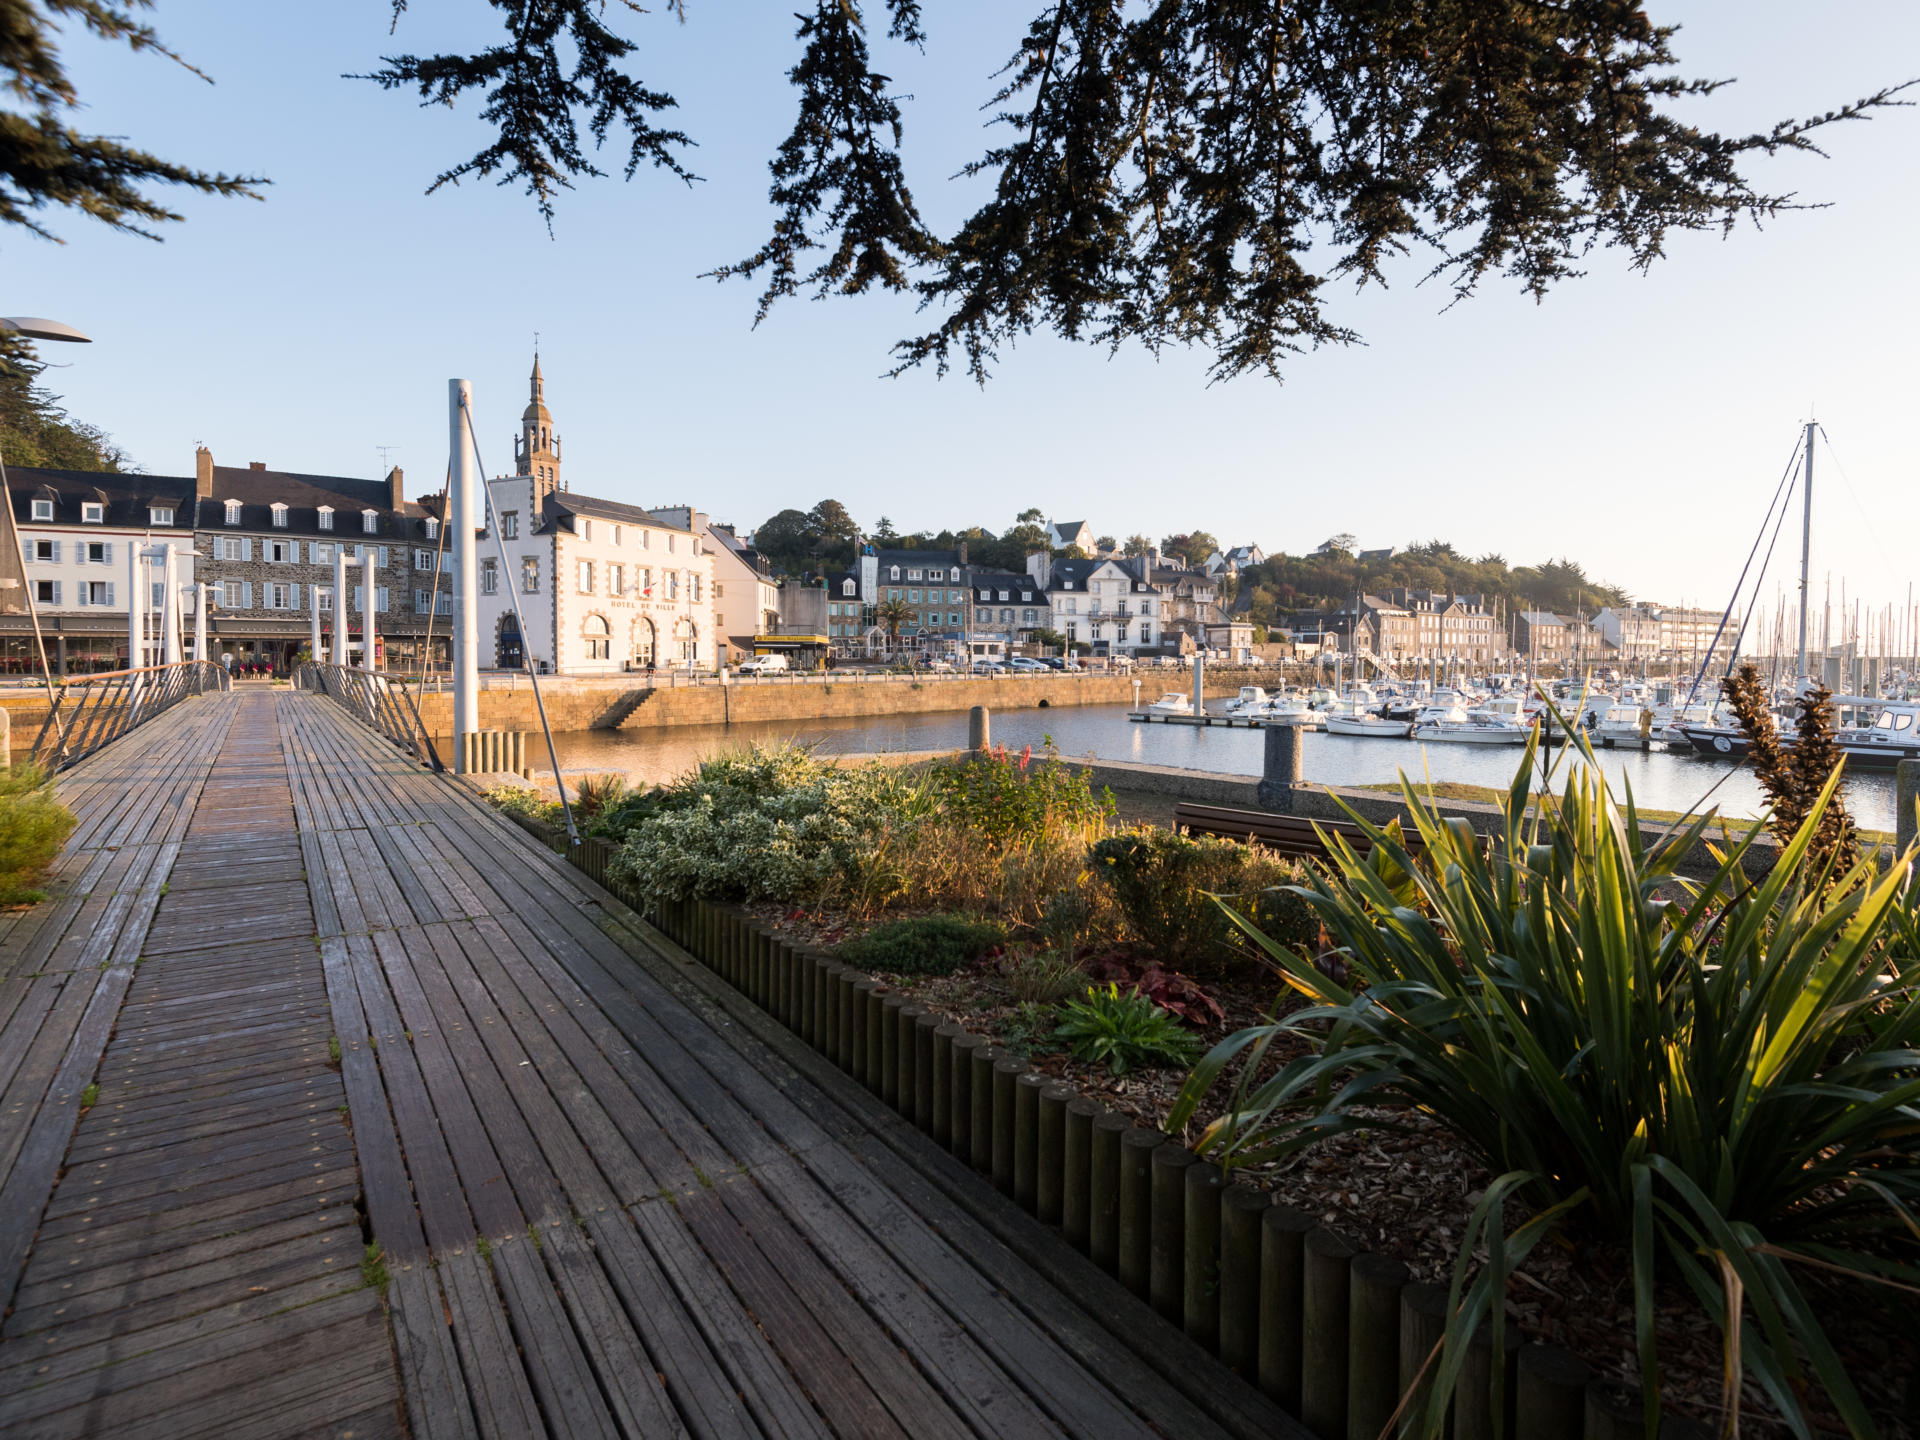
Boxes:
[52,540,62,563]
[290,584,300,609]
[52,581,61,605]
[241,581,252,609]
[76,584,87,607]
[105,583,115,606]
[103,541,113,564]
[241,538,253,562]
[377,547,389,568]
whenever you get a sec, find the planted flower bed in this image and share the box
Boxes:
[486,727,1920,1439]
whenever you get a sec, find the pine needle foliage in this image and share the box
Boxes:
[1,0,264,240]
[1723,663,1859,874]
[1170,733,1920,1438]
[0,336,126,471]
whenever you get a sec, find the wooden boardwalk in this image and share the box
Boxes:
[0,689,1293,1440]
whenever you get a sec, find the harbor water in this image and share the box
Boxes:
[545,703,1904,834]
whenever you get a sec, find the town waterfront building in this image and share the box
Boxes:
[1026,553,1160,656]
[9,469,199,672]
[476,359,715,674]
[705,522,782,657]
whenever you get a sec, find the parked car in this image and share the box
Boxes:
[922,657,955,672]
[736,654,789,675]
[1037,656,1067,670]
[1006,656,1048,673]
[970,659,1006,674]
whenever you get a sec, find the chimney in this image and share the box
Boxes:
[957,539,968,567]
[388,466,404,512]
[249,461,266,472]
[194,446,214,497]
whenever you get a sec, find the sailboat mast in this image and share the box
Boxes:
[1796,419,1814,681]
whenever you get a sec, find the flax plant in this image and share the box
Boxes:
[1170,730,1920,1438]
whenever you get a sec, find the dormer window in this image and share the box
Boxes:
[841,579,855,596]
[361,510,378,534]
[81,502,104,524]
[317,506,334,530]
[1062,580,1074,589]
[270,503,289,528]
[30,499,53,522]
[150,506,175,526]
[224,500,242,525]
[423,517,439,540]
[889,566,900,581]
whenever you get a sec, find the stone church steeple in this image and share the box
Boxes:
[514,353,562,498]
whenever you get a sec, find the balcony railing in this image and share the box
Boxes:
[29,661,231,772]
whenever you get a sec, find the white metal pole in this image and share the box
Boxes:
[194,582,207,666]
[309,576,321,664]
[362,548,378,672]
[1797,419,1814,682]
[162,545,181,664]
[449,379,481,760]
[332,550,349,665]
[126,540,143,669]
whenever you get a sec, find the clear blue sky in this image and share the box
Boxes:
[7,1,1918,623]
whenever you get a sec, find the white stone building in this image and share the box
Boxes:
[1026,554,1161,655]
[475,359,715,675]
[696,520,780,659]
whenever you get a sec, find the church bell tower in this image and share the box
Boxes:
[514,354,562,498]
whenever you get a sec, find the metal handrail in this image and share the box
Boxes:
[296,664,444,771]
[29,661,232,772]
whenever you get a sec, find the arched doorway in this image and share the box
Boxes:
[673,616,698,666]
[631,615,657,670]
[582,613,611,663]
[496,614,523,669]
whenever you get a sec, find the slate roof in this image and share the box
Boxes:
[8,466,197,532]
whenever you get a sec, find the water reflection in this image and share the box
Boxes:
[544,703,1900,832]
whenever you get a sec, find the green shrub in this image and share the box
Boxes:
[483,784,561,829]
[1089,829,1292,973]
[1004,949,1091,1006]
[1174,739,1920,1438]
[569,773,630,826]
[1000,999,1063,1057]
[1055,984,1201,1074]
[838,914,1004,976]
[930,742,1114,850]
[0,764,74,903]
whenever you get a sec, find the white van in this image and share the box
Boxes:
[736,654,789,675]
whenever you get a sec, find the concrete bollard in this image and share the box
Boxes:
[1899,759,1919,857]
[931,1023,961,1146]
[1347,1253,1410,1440]
[1061,1097,1096,1247]
[1257,722,1304,813]
[1301,1228,1358,1440]
[969,705,991,753]
[1218,1186,1268,1377]
[1516,1344,1592,1440]
[969,1044,997,1173]
[1183,1161,1224,1348]
[1013,1072,1045,1210]
[1259,1205,1315,1409]
[1149,1144,1197,1322]
[1089,1112,1129,1272]
[1116,1129,1160,1297]
[992,1057,1024,1195]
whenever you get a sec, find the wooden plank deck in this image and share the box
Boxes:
[0,688,1298,1440]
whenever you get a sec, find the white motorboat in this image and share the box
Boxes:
[1262,692,1324,728]
[1146,692,1193,716]
[1413,706,1534,745]
[1226,686,1271,716]
[1591,699,1658,749]
[1323,709,1412,739]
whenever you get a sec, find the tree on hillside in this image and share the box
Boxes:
[1123,534,1152,558]
[1160,532,1218,569]
[751,508,817,572]
[871,514,899,543]
[1015,507,1046,526]
[0,338,128,472]
[808,499,861,565]
[7,7,1908,388]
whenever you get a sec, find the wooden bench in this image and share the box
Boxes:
[1172,802,1428,862]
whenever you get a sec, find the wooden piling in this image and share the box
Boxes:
[914,1012,940,1132]
[991,1056,1023,1195]
[1515,1344,1590,1440]
[1117,1128,1160,1297]
[1218,1186,1267,1378]
[881,995,906,1107]
[1454,1311,1520,1440]
[894,1002,924,1116]
[1089,1111,1128,1272]
[1301,1227,1357,1440]
[951,1033,983,1160]
[1061,1095,1096,1245]
[1036,1084,1070,1225]
[1259,1204,1315,1409]
[849,978,875,1080]
[836,968,858,1071]
[1347,1252,1409,1440]
[1583,1379,1648,1440]
[1398,1283,1450,1437]
[1013,1073,1045,1210]
[1183,1161,1224,1349]
[969,1044,996,1173]
[864,986,888,1096]
[931,1023,961,1147]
